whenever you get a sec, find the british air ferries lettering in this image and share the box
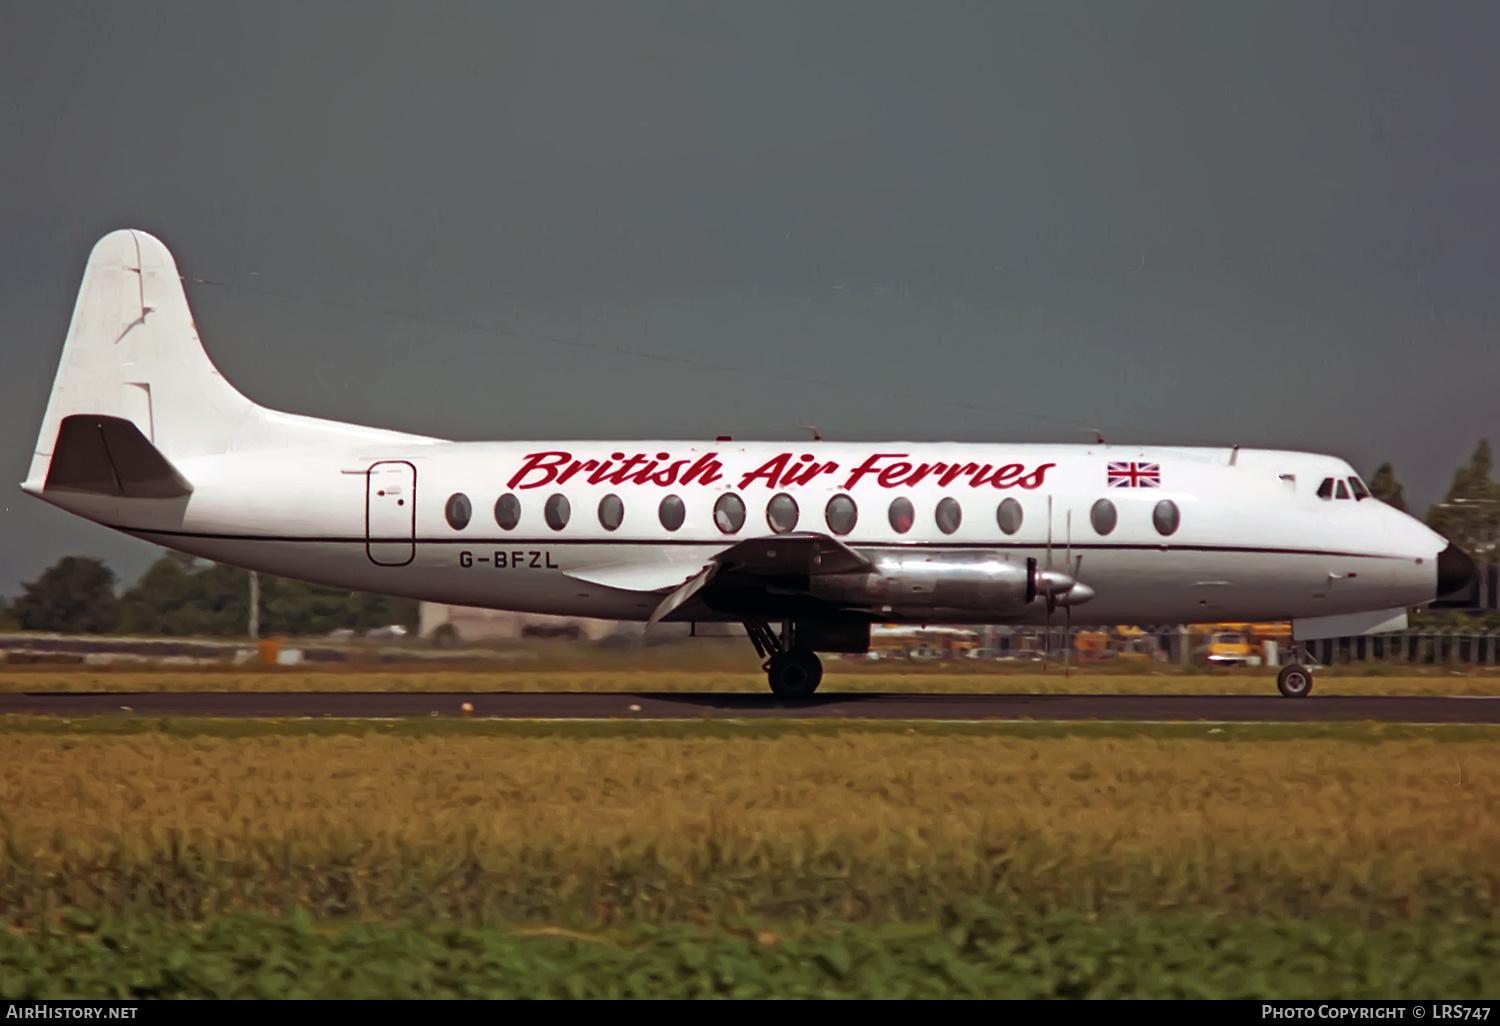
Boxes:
[507,450,1057,492]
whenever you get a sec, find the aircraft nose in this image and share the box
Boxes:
[1436,542,1479,599]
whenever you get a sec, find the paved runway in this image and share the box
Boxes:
[2,691,1499,723]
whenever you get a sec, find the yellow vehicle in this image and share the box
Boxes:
[1072,626,1158,662]
[1197,622,1291,666]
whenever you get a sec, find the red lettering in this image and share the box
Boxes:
[938,462,979,486]
[877,462,914,487]
[740,453,791,489]
[904,462,946,486]
[778,454,815,488]
[557,459,598,484]
[680,453,723,485]
[609,453,649,485]
[628,452,673,485]
[508,451,572,490]
[588,453,625,485]
[652,459,688,486]
[1017,462,1056,489]
[842,453,908,490]
[989,463,1025,488]
[780,460,838,487]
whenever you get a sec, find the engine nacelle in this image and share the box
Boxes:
[810,548,1037,618]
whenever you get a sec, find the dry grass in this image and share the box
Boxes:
[2,666,1498,695]
[2,730,1496,924]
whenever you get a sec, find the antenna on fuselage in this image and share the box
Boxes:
[799,425,823,441]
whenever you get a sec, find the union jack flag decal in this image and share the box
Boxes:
[1107,461,1161,488]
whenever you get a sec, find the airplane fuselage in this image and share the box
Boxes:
[40,438,1445,627]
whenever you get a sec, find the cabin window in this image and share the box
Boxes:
[1153,499,1180,536]
[767,493,799,534]
[1317,477,1335,500]
[494,493,521,530]
[935,497,962,535]
[1090,498,1117,535]
[598,493,624,531]
[997,498,1023,535]
[445,493,472,530]
[888,497,914,534]
[713,493,746,534]
[1348,477,1370,500]
[659,494,686,531]
[825,494,858,535]
[543,493,570,531]
[1335,480,1350,500]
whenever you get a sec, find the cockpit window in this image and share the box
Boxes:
[1335,480,1350,500]
[1317,477,1335,500]
[1348,477,1370,500]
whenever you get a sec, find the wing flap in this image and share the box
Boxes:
[564,556,712,593]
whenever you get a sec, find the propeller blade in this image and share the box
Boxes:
[1065,599,1072,680]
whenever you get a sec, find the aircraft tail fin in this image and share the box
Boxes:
[25,229,439,494]
[25,229,254,491]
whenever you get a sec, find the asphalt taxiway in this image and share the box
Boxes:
[1,691,1498,723]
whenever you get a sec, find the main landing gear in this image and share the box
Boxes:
[744,621,823,699]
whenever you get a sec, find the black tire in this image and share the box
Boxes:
[1277,663,1313,698]
[767,648,823,699]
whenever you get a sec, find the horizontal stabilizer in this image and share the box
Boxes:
[44,415,193,498]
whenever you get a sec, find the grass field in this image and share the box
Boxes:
[3,725,1496,926]
[6,907,1498,999]
[4,657,1497,998]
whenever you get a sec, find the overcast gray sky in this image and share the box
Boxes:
[2,2,1497,596]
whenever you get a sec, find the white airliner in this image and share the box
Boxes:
[22,230,1477,698]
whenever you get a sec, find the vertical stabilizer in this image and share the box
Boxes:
[26,230,254,490]
[25,230,439,496]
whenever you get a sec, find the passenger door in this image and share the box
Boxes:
[366,461,416,566]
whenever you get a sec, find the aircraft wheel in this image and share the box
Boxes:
[1277,663,1313,698]
[766,648,823,699]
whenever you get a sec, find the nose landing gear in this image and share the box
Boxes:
[1276,663,1313,698]
[745,621,824,699]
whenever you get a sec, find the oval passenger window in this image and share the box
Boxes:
[445,493,471,530]
[598,493,624,531]
[888,497,914,534]
[543,493,570,531]
[997,497,1023,535]
[825,494,857,536]
[935,497,962,535]
[767,493,799,534]
[1152,499,1179,536]
[1090,498,1117,536]
[713,493,745,534]
[659,494,686,531]
[494,493,520,530]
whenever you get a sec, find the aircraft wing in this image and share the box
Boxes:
[646,533,875,626]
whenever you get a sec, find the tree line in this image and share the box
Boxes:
[0,555,418,637]
[2,441,1496,637]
